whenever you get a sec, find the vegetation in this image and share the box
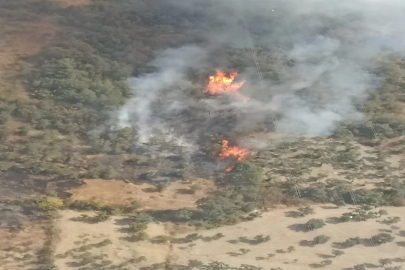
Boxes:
[331,249,345,257]
[297,206,315,216]
[37,197,64,211]
[312,235,331,245]
[371,233,395,245]
[305,219,326,231]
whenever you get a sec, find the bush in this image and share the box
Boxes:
[313,235,331,245]
[371,233,395,245]
[151,235,172,244]
[37,196,64,211]
[67,200,102,211]
[332,249,345,257]
[305,219,326,230]
[342,237,362,247]
[297,206,315,216]
[378,209,388,216]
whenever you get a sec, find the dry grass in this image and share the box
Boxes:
[54,206,405,270]
[0,221,47,270]
[55,210,172,270]
[68,179,216,210]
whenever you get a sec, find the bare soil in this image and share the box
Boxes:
[0,220,47,270]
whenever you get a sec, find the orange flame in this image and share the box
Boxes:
[218,140,250,172]
[205,71,248,102]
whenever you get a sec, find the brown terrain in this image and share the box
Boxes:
[54,206,405,270]
[68,178,216,210]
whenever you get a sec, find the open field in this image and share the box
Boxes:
[54,206,405,270]
[68,178,216,210]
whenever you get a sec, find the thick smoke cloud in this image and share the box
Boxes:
[117,0,405,149]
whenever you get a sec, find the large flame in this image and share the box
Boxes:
[205,71,248,102]
[218,140,250,172]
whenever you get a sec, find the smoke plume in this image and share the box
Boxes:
[117,0,405,150]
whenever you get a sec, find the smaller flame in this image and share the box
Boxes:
[218,140,250,172]
[205,71,248,102]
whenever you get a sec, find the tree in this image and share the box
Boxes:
[305,219,326,230]
[313,235,330,245]
[371,233,395,245]
[331,249,345,257]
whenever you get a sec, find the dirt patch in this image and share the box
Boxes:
[0,220,47,269]
[55,210,171,270]
[55,206,405,270]
[169,206,405,269]
[68,179,216,210]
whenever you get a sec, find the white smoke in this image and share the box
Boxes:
[116,0,405,150]
[117,45,207,143]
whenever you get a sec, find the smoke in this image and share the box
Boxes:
[117,0,405,151]
[117,45,207,144]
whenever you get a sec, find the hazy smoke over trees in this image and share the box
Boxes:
[117,0,405,148]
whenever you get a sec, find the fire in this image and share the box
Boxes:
[218,140,250,172]
[205,71,248,102]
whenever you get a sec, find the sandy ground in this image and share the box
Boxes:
[68,179,216,210]
[0,221,47,270]
[55,210,172,270]
[55,205,405,270]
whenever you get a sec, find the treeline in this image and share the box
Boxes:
[0,0,205,178]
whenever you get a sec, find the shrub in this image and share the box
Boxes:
[151,235,172,244]
[297,206,315,216]
[287,246,295,253]
[381,217,401,225]
[371,233,395,245]
[313,235,331,245]
[37,196,64,211]
[305,219,326,230]
[379,258,393,266]
[332,249,345,257]
[343,237,362,247]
